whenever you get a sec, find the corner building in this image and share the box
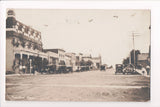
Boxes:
[6,10,48,74]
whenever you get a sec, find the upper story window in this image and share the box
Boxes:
[35,32,38,38]
[24,27,29,33]
[22,25,25,32]
[18,24,23,31]
[30,30,34,35]
[38,33,41,38]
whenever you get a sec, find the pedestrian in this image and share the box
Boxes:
[141,67,146,76]
[32,66,35,74]
[146,65,150,75]
[35,67,39,75]
[33,65,37,74]
[19,65,23,74]
[22,65,26,74]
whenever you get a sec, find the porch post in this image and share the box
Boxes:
[29,58,32,75]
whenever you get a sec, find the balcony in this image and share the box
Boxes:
[17,30,23,34]
[6,28,17,32]
[7,28,42,44]
[47,52,58,59]
[24,33,29,37]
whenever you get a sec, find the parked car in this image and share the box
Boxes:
[100,65,106,71]
[115,64,124,74]
[123,64,137,74]
[48,65,56,74]
[66,66,73,73]
[57,65,66,73]
[42,64,56,74]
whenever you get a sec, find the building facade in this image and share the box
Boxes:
[75,53,83,66]
[82,54,102,70]
[44,49,66,67]
[6,10,48,74]
[65,53,77,71]
[137,53,150,68]
[43,50,58,66]
[91,56,102,69]
[65,54,72,67]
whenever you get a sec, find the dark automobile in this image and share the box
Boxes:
[80,66,90,72]
[57,65,66,73]
[115,64,124,74]
[123,64,137,74]
[42,64,56,74]
[48,65,56,74]
[66,66,73,73]
[100,65,106,71]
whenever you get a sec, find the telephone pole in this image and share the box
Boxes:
[132,32,135,66]
[130,32,140,67]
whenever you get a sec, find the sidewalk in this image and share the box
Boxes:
[6,73,35,77]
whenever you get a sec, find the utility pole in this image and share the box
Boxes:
[130,32,140,67]
[132,32,135,66]
[129,53,131,64]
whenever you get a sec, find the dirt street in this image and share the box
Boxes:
[6,69,150,102]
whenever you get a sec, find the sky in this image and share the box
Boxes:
[11,9,150,66]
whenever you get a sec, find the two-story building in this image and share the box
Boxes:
[43,49,66,67]
[43,49,59,66]
[82,54,102,69]
[65,53,77,71]
[65,54,72,67]
[6,9,48,74]
[91,56,102,69]
[76,53,83,66]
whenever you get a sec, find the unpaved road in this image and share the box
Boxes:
[6,69,150,102]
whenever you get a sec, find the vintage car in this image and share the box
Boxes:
[57,65,66,74]
[100,65,106,71]
[115,64,124,74]
[42,64,56,74]
[123,64,137,74]
[66,66,73,73]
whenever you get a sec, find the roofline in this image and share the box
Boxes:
[43,48,65,52]
[16,20,41,34]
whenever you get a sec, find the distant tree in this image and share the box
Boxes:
[122,57,129,65]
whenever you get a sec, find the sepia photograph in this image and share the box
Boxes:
[5,9,150,102]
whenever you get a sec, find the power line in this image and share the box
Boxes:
[129,31,140,67]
